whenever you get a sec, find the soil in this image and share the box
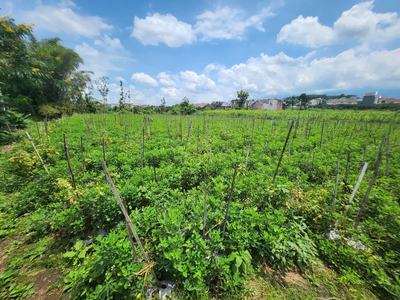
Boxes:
[0,238,12,273]
[26,270,64,300]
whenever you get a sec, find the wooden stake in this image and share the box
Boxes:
[386,135,390,178]
[101,161,157,281]
[26,132,49,174]
[221,165,238,238]
[80,136,84,172]
[332,153,340,213]
[344,152,351,185]
[354,136,385,228]
[102,138,106,163]
[122,197,139,262]
[63,134,79,197]
[272,120,294,184]
[203,185,207,239]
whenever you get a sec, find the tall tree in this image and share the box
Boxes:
[236,90,249,108]
[299,93,309,108]
[119,80,125,110]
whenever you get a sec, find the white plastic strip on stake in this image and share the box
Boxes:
[344,163,368,216]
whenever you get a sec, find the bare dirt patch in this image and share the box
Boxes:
[0,239,12,273]
[26,270,64,300]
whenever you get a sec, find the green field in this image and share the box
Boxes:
[1,110,399,299]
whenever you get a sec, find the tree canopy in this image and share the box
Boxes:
[0,16,94,118]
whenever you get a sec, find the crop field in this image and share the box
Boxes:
[0,110,399,299]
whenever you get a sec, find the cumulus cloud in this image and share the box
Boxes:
[194,6,275,41]
[217,48,400,95]
[20,1,113,37]
[131,72,159,86]
[94,35,124,50]
[131,13,196,47]
[180,71,216,92]
[74,43,134,77]
[277,1,400,47]
[157,72,176,86]
[131,5,276,47]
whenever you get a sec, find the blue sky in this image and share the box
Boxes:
[2,0,400,104]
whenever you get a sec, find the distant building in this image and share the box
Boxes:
[377,95,389,104]
[125,102,140,108]
[252,98,283,111]
[328,97,359,105]
[309,98,327,106]
[389,98,400,104]
[106,103,118,108]
[193,103,210,109]
[359,92,378,104]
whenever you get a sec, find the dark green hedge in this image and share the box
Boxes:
[311,104,400,111]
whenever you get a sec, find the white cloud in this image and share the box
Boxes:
[131,5,276,47]
[74,43,134,77]
[217,48,400,95]
[277,1,400,48]
[157,72,176,86]
[180,70,216,91]
[205,63,225,73]
[160,87,178,97]
[131,72,159,86]
[195,6,275,41]
[94,35,124,49]
[131,13,195,47]
[20,2,113,37]
[277,16,335,48]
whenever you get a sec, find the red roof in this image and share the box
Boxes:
[389,98,400,103]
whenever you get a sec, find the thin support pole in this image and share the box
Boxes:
[26,132,49,174]
[101,161,157,282]
[221,165,238,238]
[272,120,294,184]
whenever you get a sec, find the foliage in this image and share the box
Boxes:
[0,16,91,117]
[236,90,249,108]
[0,110,399,299]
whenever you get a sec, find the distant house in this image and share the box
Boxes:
[309,98,327,106]
[125,102,140,108]
[221,102,231,109]
[140,105,150,109]
[359,92,378,104]
[252,98,283,111]
[389,98,400,104]
[193,103,210,109]
[378,95,389,103]
[327,97,359,105]
[106,103,118,108]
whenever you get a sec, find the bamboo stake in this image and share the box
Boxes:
[332,153,340,213]
[344,163,368,216]
[80,136,84,171]
[244,140,251,175]
[184,120,193,149]
[122,197,139,262]
[272,120,294,184]
[354,136,385,228]
[26,132,49,174]
[344,152,351,185]
[63,134,79,197]
[102,138,106,163]
[386,135,390,178]
[101,161,157,281]
[221,165,238,238]
[203,185,208,239]
[361,140,367,168]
